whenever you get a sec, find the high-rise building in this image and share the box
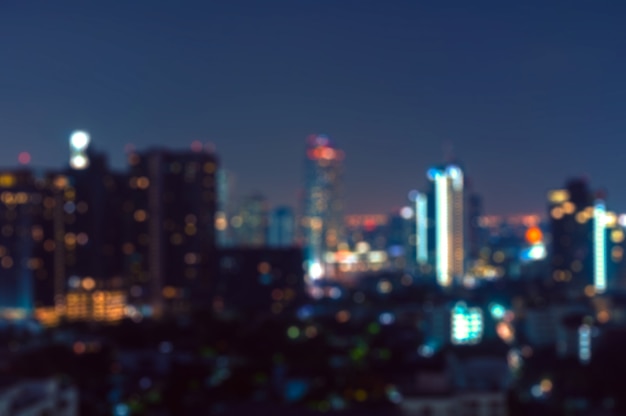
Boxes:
[427,164,465,287]
[215,169,234,247]
[0,168,71,325]
[301,134,345,280]
[233,193,268,247]
[124,145,218,317]
[268,206,295,247]
[548,179,595,297]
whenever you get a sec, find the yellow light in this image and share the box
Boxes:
[575,211,588,224]
[185,224,196,236]
[606,212,617,228]
[540,379,553,393]
[548,190,569,204]
[136,176,150,189]
[611,229,624,243]
[562,201,575,215]
[493,251,505,263]
[162,286,177,299]
[0,174,15,188]
[551,207,564,220]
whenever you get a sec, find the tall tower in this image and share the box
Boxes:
[302,134,345,280]
[125,144,218,316]
[547,179,594,297]
[427,164,465,287]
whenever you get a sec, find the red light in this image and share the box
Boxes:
[191,140,203,152]
[18,152,31,165]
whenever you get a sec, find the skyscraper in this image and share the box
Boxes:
[301,134,345,280]
[233,193,269,247]
[548,179,607,297]
[427,164,465,287]
[124,145,218,316]
[268,206,295,247]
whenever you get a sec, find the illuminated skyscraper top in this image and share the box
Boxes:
[427,164,465,287]
[302,134,345,280]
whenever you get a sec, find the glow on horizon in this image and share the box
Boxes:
[594,200,606,294]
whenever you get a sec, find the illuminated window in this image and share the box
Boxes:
[203,162,216,174]
[136,177,150,189]
[76,201,88,214]
[1,256,13,269]
[184,253,198,265]
[170,233,183,245]
[134,210,148,222]
[76,233,89,245]
[551,207,564,220]
[43,240,55,252]
[122,243,135,255]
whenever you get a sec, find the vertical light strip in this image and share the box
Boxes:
[435,174,450,286]
[578,324,591,364]
[594,200,606,293]
[416,192,428,264]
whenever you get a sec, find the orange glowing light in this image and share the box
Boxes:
[525,226,543,245]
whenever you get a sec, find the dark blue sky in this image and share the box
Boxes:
[2,1,626,215]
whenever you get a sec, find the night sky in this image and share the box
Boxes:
[2,1,626,215]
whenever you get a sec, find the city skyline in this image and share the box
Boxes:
[3,1,626,216]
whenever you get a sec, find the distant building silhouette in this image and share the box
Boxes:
[301,134,345,280]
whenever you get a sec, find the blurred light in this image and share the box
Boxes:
[451,302,483,345]
[70,154,88,170]
[540,379,553,394]
[353,292,365,303]
[114,404,130,416]
[400,206,414,219]
[489,303,506,320]
[70,131,90,150]
[81,277,96,291]
[355,241,370,254]
[496,322,515,343]
[328,287,341,299]
[308,262,323,280]
[287,326,300,339]
[73,341,86,354]
[379,312,395,325]
[579,324,591,364]
[18,152,31,165]
[336,310,350,323]
[525,226,543,244]
[594,200,607,294]
[139,377,152,390]
[68,275,81,289]
[159,341,173,354]
[418,344,434,357]
[377,280,392,294]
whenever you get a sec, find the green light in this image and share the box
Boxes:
[287,326,300,339]
[367,322,380,335]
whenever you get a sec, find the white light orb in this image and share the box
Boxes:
[70,131,90,150]
[70,154,88,170]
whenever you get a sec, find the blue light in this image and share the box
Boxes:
[489,303,506,320]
